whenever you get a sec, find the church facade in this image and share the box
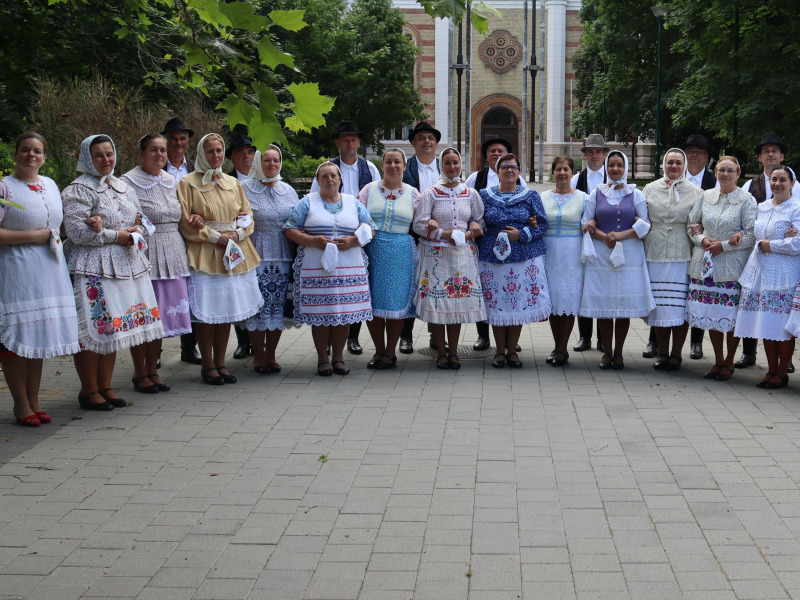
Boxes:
[381,0,655,179]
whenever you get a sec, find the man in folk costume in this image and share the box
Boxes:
[736,133,800,369]
[226,132,258,359]
[681,134,719,360]
[400,122,442,354]
[570,133,608,355]
[465,138,525,352]
[311,121,381,355]
[162,117,201,365]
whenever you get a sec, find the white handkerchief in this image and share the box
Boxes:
[49,229,63,262]
[223,238,245,271]
[581,232,597,264]
[450,230,466,247]
[609,242,625,267]
[701,250,714,279]
[493,231,511,261]
[321,242,339,272]
[131,231,148,253]
[354,223,373,246]
[140,214,156,234]
[236,214,252,228]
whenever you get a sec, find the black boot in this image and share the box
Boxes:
[399,317,415,354]
[347,322,363,355]
[180,331,202,364]
[734,338,757,368]
[642,327,658,358]
[473,321,490,351]
[232,325,252,359]
[573,317,593,352]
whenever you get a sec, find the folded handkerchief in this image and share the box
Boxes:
[321,242,339,272]
[580,232,596,264]
[609,242,625,267]
[131,231,148,253]
[450,230,466,247]
[701,250,714,279]
[354,223,373,246]
[140,214,156,234]
[236,214,252,228]
[49,229,63,262]
[223,238,245,271]
[493,231,511,261]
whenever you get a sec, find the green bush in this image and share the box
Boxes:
[0,139,61,183]
[282,155,329,180]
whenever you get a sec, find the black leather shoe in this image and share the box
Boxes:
[233,342,252,360]
[689,343,703,360]
[573,337,591,352]
[473,335,490,352]
[399,338,413,354]
[181,347,202,364]
[642,340,657,359]
[734,353,756,369]
[788,362,795,374]
[347,338,363,355]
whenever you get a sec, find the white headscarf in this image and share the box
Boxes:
[76,134,117,185]
[659,147,690,202]
[437,148,462,185]
[248,144,283,184]
[597,150,635,196]
[194,133,225,185]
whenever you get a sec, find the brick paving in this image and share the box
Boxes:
[2,319,800,599]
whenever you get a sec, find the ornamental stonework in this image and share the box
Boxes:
[478,30,523,75]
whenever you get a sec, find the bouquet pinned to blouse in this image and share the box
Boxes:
[223,238,244,271]
[131,231,148,253]
[701,250,714,279]
[49,229,64,262]
[493,231,511,261]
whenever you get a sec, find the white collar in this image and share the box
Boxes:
[587,165,604,175]
[418,157,437,168]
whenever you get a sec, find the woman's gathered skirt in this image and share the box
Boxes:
[480,257,551,326]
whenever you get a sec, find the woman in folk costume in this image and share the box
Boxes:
[63,134,164,410]
[177,133,262,385]
[413,147,486,370]
[284,161,375,377]
[356,148,420,371]
[642,148,703,371]
[579,150,654,370]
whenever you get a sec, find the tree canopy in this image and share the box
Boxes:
[573,0,800,168]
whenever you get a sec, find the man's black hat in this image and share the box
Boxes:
[334,121,363,138]
[754,133,788,156]
[161,117,194,138]
[409,121,442,143]
[481,138,512,157]
[226,134,254,158]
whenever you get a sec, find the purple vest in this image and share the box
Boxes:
[596,190,636,233]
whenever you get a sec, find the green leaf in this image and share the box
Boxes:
[269,9,307,32]
[115,26,130,39]
[185,45,209,67]
[287,82,335,132]
[253,81,280,115]
[217,89,256,128]
[0,197,24,209]
[424,0,467,23]
[472,1,501,18]
[471,12,489,36]
[248,112,288,151]
[218,2,271,32]
[257,35,295,70]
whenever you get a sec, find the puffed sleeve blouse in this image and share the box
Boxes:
[121,167,191,279]
[62,174,150,279]
[241,179,298,262]
[177,171,259,275]
[412,183,485,245]
[687,187,757,282]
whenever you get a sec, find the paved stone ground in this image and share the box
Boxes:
[1,319,800,599]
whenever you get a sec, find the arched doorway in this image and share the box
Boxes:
[480,108,518,168]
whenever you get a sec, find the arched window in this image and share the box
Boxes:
[480,108,518,168]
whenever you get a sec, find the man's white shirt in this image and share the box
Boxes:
[686,167,719,189]
[417,158,439,192]
[311,158,381,196]
[742,175,800,200]
[166,156,190,181]
[464,169,525,190]
[569,166,606,193]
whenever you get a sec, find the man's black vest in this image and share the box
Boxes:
[331,156,372,193]
[575,167,607,193]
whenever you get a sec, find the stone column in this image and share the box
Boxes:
[435,17,451,144]
[545,0,567,142]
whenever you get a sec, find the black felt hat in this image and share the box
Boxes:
[333,121,363,138]
[682,134,712,153]
[481,138,512,158]
[161,117,194,138]
[225,133,255,158]
[754,133,788,156]
[408,121,442,143]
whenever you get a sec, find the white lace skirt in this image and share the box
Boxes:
[188,269,263,324]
